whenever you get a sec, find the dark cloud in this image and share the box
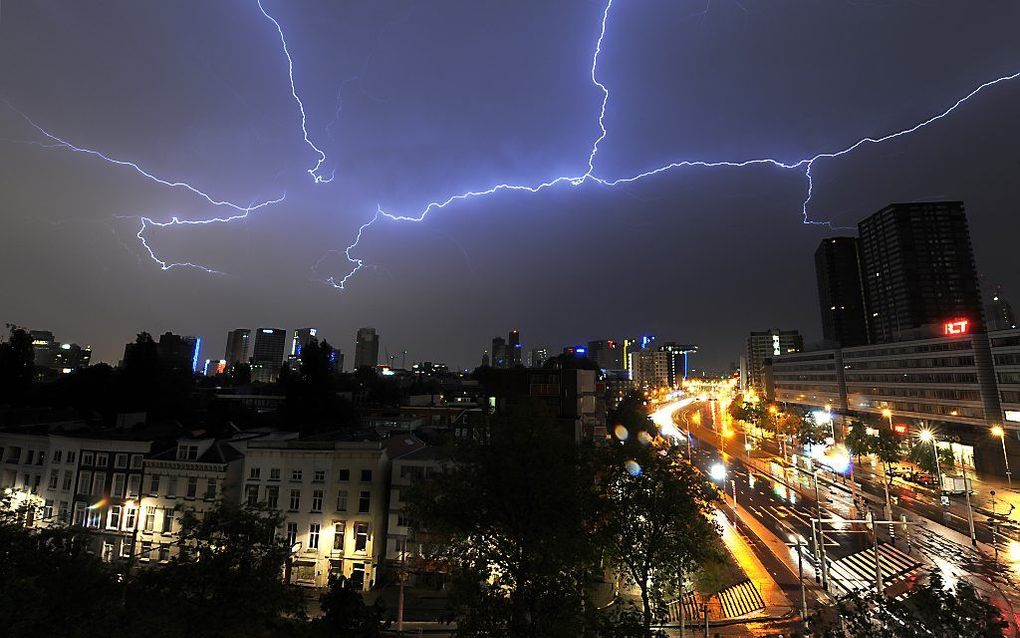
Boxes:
[2,0,1018,371]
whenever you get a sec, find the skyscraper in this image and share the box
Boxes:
[529,347,548,368]
[251,328,287,365]
[658,342,697,386]
[354,327,380,369]
[508,330,522,367]
[491,337,507,368]
[858,202,983,343]
[814,237,869,347]
[224,329,251,366]
[985,286,1017,331]
[291,328,318,357]
[587,339,622,371]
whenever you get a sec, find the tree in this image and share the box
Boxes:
[597,421,722,633]
[811,569,1006,637]
[0,324,34,404]
[797,410,830,447]
[845,420,874,461]
[908,440,956,476]
[0,499,122,636]
[405,400,600,637]
[312,573,387,637]
[125,504,304,638]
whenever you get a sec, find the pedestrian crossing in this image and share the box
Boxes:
[717,579,766,617]
[827,543,924,596]
[665,579,766,623]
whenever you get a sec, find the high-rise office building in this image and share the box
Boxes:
[529,347,548,368]
[481,350,490,367]
[156,332,201,373]
[587,340,622,371]
[815,237,869,347]
[291,328,318,357]
[224,329,251,366]
[29,330,58,370]
[658,343,697,386]
[354,327,380,369]
[985,286,1017,331]
[745,329,802,392]
[858,202,983,343]
[491,337,507,368]
[251,328,286,365]
[508,330,522,367]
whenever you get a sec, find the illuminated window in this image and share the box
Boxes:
[286,522,298,547]
[354,522,369,552]
[333,522,345,551]
[107,505,122,530]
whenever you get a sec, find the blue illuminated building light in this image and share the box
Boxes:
[191,337,202,373]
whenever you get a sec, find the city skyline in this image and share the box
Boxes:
[3,1,1020,372]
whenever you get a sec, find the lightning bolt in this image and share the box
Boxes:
[325,0,1020,288]
[314,210,381,290]
[4,2,1017,289]
[256,0,333,184]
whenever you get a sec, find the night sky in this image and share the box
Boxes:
[2,1,1019,372]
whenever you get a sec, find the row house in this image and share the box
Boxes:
[134,437,246,563]
[69,437,152,563]
[385,446,447,586]
[241,435,423,590]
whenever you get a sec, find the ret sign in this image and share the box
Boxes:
[943,319,970,336]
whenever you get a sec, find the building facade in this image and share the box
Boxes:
[815,237,869,347]
[241,438,392,590]
[745,329,803,393]
[224,328,251,366]
[858,202,983,343]
[354,327,380,370]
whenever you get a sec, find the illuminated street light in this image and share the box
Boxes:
[709,463,727,482]
[992,425,1012,487]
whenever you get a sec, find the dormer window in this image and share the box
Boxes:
[176,445,198,461]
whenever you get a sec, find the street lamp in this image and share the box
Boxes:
[918,428,942,488]
[992,425,1013,488]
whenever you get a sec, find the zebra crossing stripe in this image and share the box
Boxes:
[828,543,923,595]
[717,579,766,618]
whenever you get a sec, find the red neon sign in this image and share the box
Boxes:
[893,424,907,435]
[943,319,970,336]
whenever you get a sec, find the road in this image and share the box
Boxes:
[650,396,1020,636]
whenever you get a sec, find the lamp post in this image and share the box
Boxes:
[787,534,809,631]
[919,429,943,491]
[992,426,1013,488]
[812,470,830,590]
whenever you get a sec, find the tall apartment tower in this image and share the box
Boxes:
[858,202,983,343]
[814,237,869,347]
[508,330,522,367]
[354,327,380,369]
[224,329,251,366]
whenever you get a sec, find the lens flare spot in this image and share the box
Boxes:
[625,460,642,477]
[613,424,629,440]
